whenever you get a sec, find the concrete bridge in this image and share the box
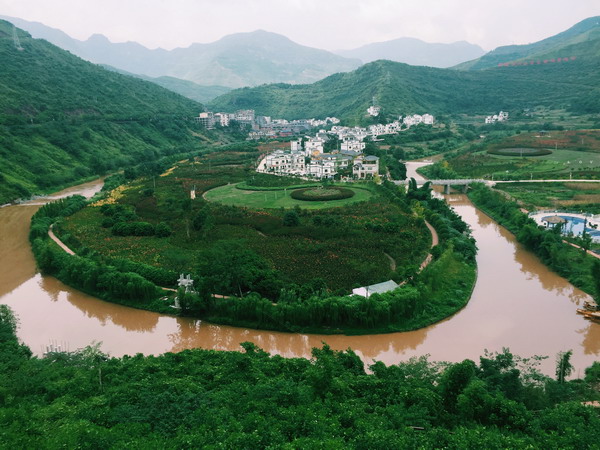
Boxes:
[395,178,489,194]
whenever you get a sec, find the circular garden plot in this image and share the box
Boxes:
[290,187,355,201]
[487,148,553,157]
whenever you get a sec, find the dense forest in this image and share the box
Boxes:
[0,21,212,204]
[1,304,599,447]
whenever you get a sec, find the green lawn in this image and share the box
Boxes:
[204,183,374,209]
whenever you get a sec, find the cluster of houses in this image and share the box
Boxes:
[257,136,379,180]
[195,108,436,141]
[484,111,509,124]
[194,109,342,139]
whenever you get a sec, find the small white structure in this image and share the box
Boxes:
[367,105,381,117]
[422,114,435,125]
[178,274,195,293]
[485,111,509,124]
[352,280,400,298]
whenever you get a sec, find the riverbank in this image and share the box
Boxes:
[468,183,599,298]
[2,174,597,377]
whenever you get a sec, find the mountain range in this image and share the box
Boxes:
[336,38,485,68]
[0,16,362,89]
[210,17,600,121]
[1,15,489,93]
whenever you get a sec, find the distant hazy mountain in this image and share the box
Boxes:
[0,16,361,88]
[455,16,600,70]
[336,38,485,68]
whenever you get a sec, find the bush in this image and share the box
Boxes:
[112,221,155,236]
[283,211,300,227]
[487,148,552,157]
[155,222,172,237]
[291,187,355,201]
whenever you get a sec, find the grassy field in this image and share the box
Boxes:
[495,182,600,212]
[429,130,600,181]
[204,183,374,209]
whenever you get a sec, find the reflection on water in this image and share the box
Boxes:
[0,173,598,375]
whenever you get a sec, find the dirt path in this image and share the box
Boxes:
[384,252,396,271]
[563,240,600,260]
[48,225,75,255]
[418,220,439,272]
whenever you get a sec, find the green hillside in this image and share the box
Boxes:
[209,56,600,122]
[0,21,207,204]
[101,66,231,103]
[455,16,600,70]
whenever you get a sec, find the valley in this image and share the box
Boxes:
[1,10,600,447]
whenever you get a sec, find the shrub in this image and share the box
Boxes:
[283,211,300,227]
[291,187,355,201]
[155,222,172,237]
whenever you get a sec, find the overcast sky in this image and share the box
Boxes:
[1,0,599,51]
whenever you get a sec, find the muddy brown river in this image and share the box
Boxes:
[1,169,598,376]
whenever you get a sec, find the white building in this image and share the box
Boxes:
[353,155,379,179]
[307,159,336,178]
[262,150,306,175]
[352,280,399,298]
[367,105,381,117]
[485,111,509,124]
[235,109,255,122]
[290,139,303,152]
[305,137,325,156]
[340,137,366,152]
[195,112,215,129]
[422,114,435,125]
[214,112,234,127]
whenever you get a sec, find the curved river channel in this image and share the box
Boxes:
[1,165,598,376]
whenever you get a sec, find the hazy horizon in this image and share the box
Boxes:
[0,0,599,52]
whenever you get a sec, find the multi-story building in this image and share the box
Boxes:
[353,155,380,179]
[262,150,306,175]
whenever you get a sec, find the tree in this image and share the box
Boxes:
[555,350,573,384]
[592,260,600,302]
[197,240,273,297]
[283,210,300,227]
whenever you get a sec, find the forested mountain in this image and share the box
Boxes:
[101,66,231,103]
[0,20,206,204]
[0,16,362,88]
[336,38,485,68]
[455,16,600,70]
[209,54,600,122]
